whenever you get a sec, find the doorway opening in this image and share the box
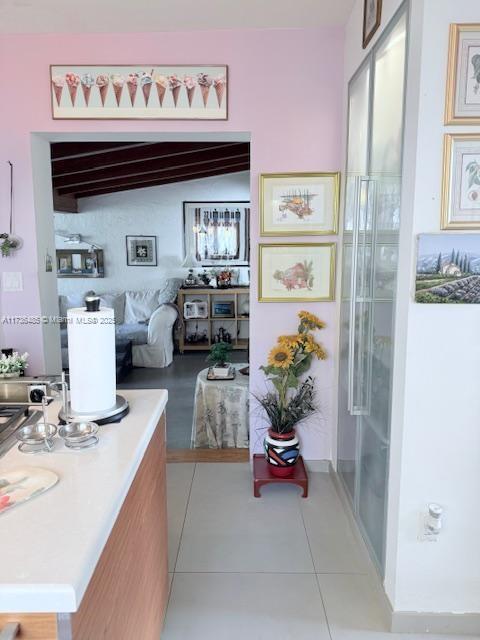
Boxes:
[36,133,251,460]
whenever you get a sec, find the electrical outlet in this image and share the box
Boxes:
[418,513,439,542]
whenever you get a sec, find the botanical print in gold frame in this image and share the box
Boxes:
[50,65,228,120]
[445,24,480,125]
[363,0,382,49]
[260,173,340,237]
[258,243,336,302]
[441,134,480,230]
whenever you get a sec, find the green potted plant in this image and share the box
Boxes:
[256,311,327,477]
[207,341,233,378]
[0,351,29,378]
[0,233,19,257]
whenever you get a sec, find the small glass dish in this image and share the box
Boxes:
[16,422,57,454]
[59,421,99,449]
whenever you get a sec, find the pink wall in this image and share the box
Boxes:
[0,27,344,459]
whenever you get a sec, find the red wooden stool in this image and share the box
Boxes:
[253,454,308,498]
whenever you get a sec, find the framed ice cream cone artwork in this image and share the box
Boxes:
[260,173,340,236]
[445,24,480,125]
[50,65,228,120]
[258,243,336,302]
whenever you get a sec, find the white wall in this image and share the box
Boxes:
[54,171,249,296]
[344,0,480,617]
[390,0,480,615]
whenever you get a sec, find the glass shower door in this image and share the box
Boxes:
[337,60,371,501]
[337,5,407,575]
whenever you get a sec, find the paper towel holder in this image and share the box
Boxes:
[59,393,129,425]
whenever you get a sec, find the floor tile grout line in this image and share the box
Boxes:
[299,499,333,640]
[172,462,197,575]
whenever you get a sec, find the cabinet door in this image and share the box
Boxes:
[337,61,371,500]
[357,10,407,572]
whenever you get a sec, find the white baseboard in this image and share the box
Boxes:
[303,459,330,472]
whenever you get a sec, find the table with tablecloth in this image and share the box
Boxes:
[191,364,249,448]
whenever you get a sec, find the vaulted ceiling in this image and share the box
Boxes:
[50,141,250,212]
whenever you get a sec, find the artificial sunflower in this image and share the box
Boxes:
[278,334,302,349]
[313,343,327,360]
[268,344,294,369]
[298,310,326,330]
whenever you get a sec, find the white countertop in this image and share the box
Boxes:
[0,388,168,613]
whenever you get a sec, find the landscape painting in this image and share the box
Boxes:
[415,234,480,303]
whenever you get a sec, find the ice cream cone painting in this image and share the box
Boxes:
[51,75,65,106]
[95,75,109,106]
[50,65,227,119]
[126,73,139,106]
[65,73,80,107]
[111,74,125,106]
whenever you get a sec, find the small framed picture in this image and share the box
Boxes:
[126,235,157,266]
[363,0,382,49]
[211,300,235,317]
[441,134,480,230]
[445,24,480,125]
[260,173,340,236]
[258,243,336,302]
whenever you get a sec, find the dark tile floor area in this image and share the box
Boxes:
[118,351,247,449]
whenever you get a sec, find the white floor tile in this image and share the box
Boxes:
[318,574,467,640]
[167,463,195,572]
[175,463,314,573]
[301,473,369,574]
[162,572,330,640]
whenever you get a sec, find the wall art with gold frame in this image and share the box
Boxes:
[260,172,340,237]
[258,243,336,302]
[441,133,480,230]
[445,24,480,125]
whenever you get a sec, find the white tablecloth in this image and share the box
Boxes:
[191,364,249,448]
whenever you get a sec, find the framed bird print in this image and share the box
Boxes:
[445,24,480,125]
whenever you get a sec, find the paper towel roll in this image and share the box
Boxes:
[67,307,116,414]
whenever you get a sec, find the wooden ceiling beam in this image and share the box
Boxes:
[54,150,250,191]
[50,141,147,160]
[71,164,250,199]
[51,141,246,176]
[53,189,78,213]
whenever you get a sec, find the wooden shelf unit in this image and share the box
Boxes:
[177,287,249,353]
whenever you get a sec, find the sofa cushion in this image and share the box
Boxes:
[158,278,182,305]
[99,292,125,324]
[124,289,160,323]
[59,293,86,319]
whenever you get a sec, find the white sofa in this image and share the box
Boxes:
[59,279,181,369]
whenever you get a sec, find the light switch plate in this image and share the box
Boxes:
[2,272,23,292]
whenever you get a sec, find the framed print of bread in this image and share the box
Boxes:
[50,65,228,120]
[445,24,480,125]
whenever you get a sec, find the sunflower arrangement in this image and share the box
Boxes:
[256,311,327,435]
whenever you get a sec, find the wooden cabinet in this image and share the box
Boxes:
[0,414,168,640]
[177,287,250,353]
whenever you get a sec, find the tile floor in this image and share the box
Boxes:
[163,463,466,640]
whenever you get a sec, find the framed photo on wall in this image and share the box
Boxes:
[445,24,480,125]
[441,134,480,229]
[126,235,157,266]
[50,65,228,120]
[260,173,340,236]
[363,0,382,49]
[258,243,336,302]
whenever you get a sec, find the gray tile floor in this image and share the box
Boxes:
[163,463,467,640]
[119,351,246,448]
